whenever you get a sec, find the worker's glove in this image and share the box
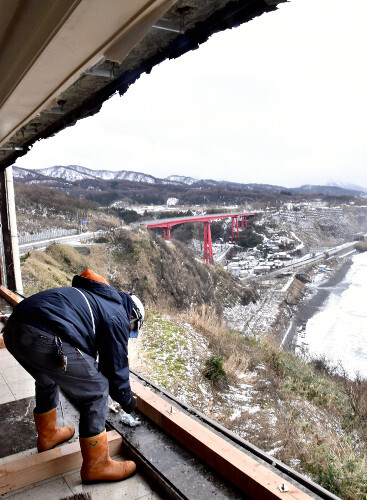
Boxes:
[121,396,137,414]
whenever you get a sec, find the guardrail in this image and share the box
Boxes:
[18,229,78,244]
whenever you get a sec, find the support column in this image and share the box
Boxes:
[162,226,171,240]
[203,222,214,264]
[0,168,16,291]
[5,167,23,294]
[241,216,248,228]
[231,217,240,243]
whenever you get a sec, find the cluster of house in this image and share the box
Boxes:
[226,236,297,278]
[281,201,329,212]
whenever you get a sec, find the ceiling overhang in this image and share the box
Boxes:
[0,0,286,171]
[0,0,172,148]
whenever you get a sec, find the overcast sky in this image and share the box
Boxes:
[16,0,367,189]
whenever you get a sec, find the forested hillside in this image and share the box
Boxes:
[21,228,257,311]
[15,184,121,235]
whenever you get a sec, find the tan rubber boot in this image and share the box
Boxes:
[80,429,136,483]
[34,408,75,452]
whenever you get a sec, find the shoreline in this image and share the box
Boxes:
[282,256,354,352]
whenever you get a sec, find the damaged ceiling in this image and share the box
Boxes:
[0,0,286,172]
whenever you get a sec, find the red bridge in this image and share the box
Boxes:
[146,212,255,264]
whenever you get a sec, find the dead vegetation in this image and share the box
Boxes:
[285,278,307,305]
[15,183,121,235]
[106,229,255,315]
[20,244,110,296]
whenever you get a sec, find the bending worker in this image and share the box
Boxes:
[3,269,144,484]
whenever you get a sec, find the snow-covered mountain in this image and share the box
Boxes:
[12,165,367,197]
[13,164,195,186]
[26,165,158,183]
[327,181,367,194]
[165,175,197,185]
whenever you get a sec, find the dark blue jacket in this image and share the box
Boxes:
[10,275,134,409]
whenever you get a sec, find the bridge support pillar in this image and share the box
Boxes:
[162,226,171,240]
[203,222,214,265]
[231,217,239,243]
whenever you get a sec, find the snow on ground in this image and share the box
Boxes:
[128,314,215,406]
[128,311,267,430]
[223,279,286,337]
[129,309,292,454]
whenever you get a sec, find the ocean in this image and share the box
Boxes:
[298,251,367,379]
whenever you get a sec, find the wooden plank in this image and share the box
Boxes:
[0,285,22,306]
[131,379,312,500]
[0,430,122,495]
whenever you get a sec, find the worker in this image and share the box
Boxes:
[3,269,144,484]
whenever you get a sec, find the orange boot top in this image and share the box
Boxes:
[79,429,136,484]
[34,408,75,452]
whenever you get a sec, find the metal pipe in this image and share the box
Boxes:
[152,19,184,33]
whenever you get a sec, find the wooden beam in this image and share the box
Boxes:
[0,430,122,495]
[0,285,22,306]
[131,379,312,500]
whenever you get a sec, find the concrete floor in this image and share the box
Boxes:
[0,348,162,499]
[0,346,35,404]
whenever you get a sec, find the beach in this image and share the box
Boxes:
[282,257,353,350]
[286,251,367,378]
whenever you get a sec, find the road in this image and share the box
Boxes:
[18,231,99,255]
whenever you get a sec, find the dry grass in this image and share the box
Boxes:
[21,243,110,295]
[341,371,367,431]
[181,305,255,383]
[223,352,249,380]
[183,304,225,345]
[183,305,241,353]
[301,430,367,499]
[21,249,73,295]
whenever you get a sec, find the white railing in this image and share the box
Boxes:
[19,228,78,244]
